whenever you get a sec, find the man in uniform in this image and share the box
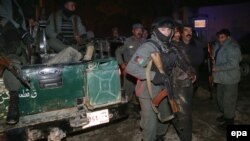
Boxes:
[180,24,204,92]
[0,0,34,124]
[213,29,241,130]
[46,0,87,53]
[115,23,144,104]
[126,18,176,141]
[171,23,196,141]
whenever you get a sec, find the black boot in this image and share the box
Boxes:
[217,118,234,130]
[6,91,19,125]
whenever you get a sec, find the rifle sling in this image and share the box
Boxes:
[146,60,171,122]
[146,60,154,100]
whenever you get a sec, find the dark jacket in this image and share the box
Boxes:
[180,39,204,68]
[213,38,242,84]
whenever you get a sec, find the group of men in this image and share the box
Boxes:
[118,18,201,141]
[0,0,242,141]
[117,18,241,141]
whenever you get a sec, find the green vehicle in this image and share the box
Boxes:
[0,56,127,140]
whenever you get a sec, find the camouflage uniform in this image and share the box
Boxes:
[171,41,196,141]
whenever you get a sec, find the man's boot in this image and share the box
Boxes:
[6,91,19,125]
[217,118,234,130]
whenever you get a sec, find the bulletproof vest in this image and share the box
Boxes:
[61,17,74,43]
[53,13,79,45]
[145,39,177,74]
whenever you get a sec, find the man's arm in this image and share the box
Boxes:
[214,46,241,71]
[115,45,126,66]
[76,16,87,36]
[45,14,57,39]
[126,43,158,80]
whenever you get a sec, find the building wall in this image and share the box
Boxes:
[197,2,250,41]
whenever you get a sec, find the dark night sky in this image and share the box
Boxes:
[19,0,250,37]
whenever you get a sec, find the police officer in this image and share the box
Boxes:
[115,23,145,102]
[46,0,87,53]
[0,0,34,124]
[171,24,196,141]
[126,18,176,141]
[180,24,204,93]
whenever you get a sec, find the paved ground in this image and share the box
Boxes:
[66,75,250,141]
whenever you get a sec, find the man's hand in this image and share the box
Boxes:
[75,35,84,45]
[119,63,127,76]
[152,70,167,85]
[120,63,127,70]
[190,75,197,83]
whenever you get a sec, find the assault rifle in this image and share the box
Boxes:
[152,76,179,113]
[149,50,179,114]
[170,43,196,79]
[0,56,30,89]
[150,42,195,113]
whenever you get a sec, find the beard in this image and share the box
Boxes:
[62,7,75,17]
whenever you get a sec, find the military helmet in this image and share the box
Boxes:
[151,17,175,31]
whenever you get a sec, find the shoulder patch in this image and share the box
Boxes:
[134,56,145,66]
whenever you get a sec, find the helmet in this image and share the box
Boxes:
[151,17,175,43]
[151,17,175,31]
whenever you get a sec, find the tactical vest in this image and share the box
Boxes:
[53,13,80,38]
[144,39,177,74]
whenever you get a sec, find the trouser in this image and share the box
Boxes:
[48,38,83,53]
[216,83,238,119]
[123,73,136,101]
[172,85,193,141]
[3,55,22,92]
[2,56,22,123]
[139,97,169,141]
[48,38,70,53]
[46,47,83,65]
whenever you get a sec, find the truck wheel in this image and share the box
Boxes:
[240,62,250,77]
